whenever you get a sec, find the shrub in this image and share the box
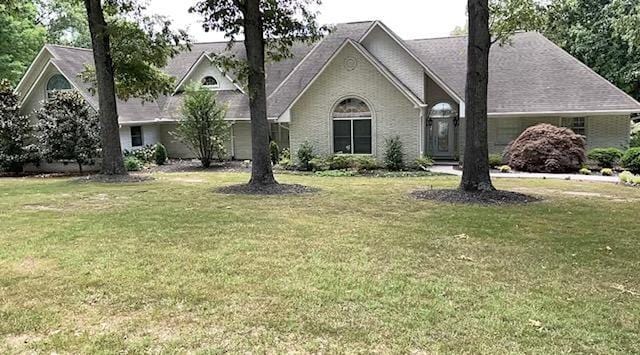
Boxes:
[383,136,404,171]
[600,168,613,176]
[488,154,503,168]
[412,156,434,171]
[633,175,640,185]
[124,156,143,171]
[310,154,378,172]
[619,171,633,183]
[631,123,640,147]
[269,141,280,165]
[621,147,640,174]
[278,148,294,169]
[499,165,512,173]
[296,141,315,171]
[503,123,586,173]
[0,79,39,173]
[36,91,101,173]
[587,148,623,168]
[124,144,157,164]
[154,143,167,165]
[172,83,229,168]
[579,167,591,175]
[309,157,331,171]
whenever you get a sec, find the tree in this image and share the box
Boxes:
[172,83,230,168]
[460,0,494,191]
[38,0,91,48]
[36,91,101,173]
[82,0,189,175]
[0,80,39,173]
[191,0,326,188]
[460,0,542,191]
[0,1,46,84]
[544,0,640,100]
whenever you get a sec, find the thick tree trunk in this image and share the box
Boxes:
[243,0,277,186]
[84,0,126,175]
[460,0,495,192]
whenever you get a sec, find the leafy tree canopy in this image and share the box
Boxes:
[0,79,39,172]
[544,0,640,100]
[79,1,191,102]
[173,82,229,168]
[0,1,46,84]
[38,0,91,48]
[35,90,101,172]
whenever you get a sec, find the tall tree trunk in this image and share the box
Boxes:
[243,0,277,186]
[460,0,495,192]
[84,0,126,175]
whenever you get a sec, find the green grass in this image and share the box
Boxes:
[1,172,639,353]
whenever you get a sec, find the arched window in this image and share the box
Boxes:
[332,98,372,154]
[46,74,72,99]
[201,76,218,88]
[429,102,457,119]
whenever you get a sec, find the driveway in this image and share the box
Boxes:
[430,165,620,183]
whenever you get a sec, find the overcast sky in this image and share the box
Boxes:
[145,0,468,42]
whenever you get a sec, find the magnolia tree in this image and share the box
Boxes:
[172,83,230,168]
[36,91,101,173]
[0,80,39,173]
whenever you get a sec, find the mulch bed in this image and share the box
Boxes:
[149,160,248,173]
[72,174,154,184]
[410,188,540,205]
[216,183,319,195]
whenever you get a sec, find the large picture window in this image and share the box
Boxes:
[332,98,372,154]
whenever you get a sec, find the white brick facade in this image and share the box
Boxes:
[289,44,422,162]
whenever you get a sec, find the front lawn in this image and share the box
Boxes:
[1,173,639,353]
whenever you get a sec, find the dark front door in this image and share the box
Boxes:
[431,118,455,158]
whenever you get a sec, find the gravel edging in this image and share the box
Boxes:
[411,188,540,205]
[216,183,319,195]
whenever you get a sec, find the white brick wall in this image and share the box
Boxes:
[290,44,422,162]
[467,115,632,156]
[361,26,424,99]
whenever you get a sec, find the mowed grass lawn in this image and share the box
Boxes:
[1,172,639,353]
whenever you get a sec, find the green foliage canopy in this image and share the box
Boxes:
[35,90,101,172]
[0,79,39,172]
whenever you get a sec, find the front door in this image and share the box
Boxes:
[431,118,455,158]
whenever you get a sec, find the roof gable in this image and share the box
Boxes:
[407,32,640,115]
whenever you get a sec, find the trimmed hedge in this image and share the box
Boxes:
[587,148,623,168]
[622,147,640,174]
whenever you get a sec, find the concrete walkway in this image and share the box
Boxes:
[430,165,620,183]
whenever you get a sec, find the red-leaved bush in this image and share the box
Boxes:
[503,123,586,173]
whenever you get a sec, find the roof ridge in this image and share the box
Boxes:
[45,43,92,51]
[407,30,537,42]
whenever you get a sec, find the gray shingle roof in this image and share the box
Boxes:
[39,24,640,124]
[407,32,640,114]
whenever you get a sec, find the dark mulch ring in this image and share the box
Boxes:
[216,183,319,195]
[72,173,154,184]
[410,188,541,205]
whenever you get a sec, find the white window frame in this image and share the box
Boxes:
[201,76,220,90]
[45,74,72,100]
[130,126,144,147]
[332,116,372,154]
[562,117,587,136]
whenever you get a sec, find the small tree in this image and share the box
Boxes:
[0,80,39,173]
[384,136,404,171]
[36,91,101,173]
[172,83,229,168]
